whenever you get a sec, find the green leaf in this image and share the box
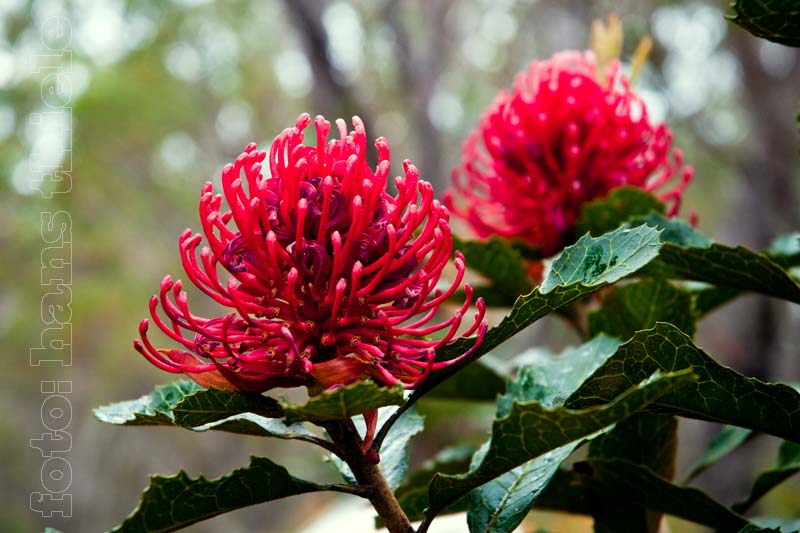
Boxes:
[331,406,425,490]
[575,458,753,531]
[688,234,800,316]
[435,224,663,370]
[427,356,506,402]
[412,339,626,529]
[685,426,754,482]
[281,381,405,424]
[691,232,800,316]
[467,444,576,533]
[636,213,800,304]
[588,278,696,339]
[567,322,800,442]
[94,381,203,425]
[587,414,678,533]
[378,408,425,490]
[540,223,663,292]
[466,339,621,533]
[424,369,694,519]
[575,186,665,238]
[394,444,477,522]
[190,412,315,440]
[638,213,712,248]
[733,440,800,513]
[113,456,330,532]
[409,226,663,436]
[750,518,800,532]
[538,463,774,531]
[172,387,283,427]
[508,336,623,409]
[583,272,689,530]
[690,284,743,316]
[524,468,592,515]
[93,382,310,440]
[727,0,800,47]
[453,235,533,298]
[767,233,800,269]
[595,417,678,478]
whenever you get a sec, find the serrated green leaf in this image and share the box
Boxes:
[424,369,694,519]
[539,464,770,531]
[540,224,663,292]
[190,412,314,440]
[733,440,800,513]
[404,338,619,527]
[637,213,712,248]
[690,284,743,316]
[575,458,752,531]
[685,425,754,482]
[407,226,663,436]
[635,213,800,304]
[171,387,283,427]
[587,414,678,533]
[466,339,621,533]
[434,225,663,373]
[378,408,425,490]
[331,406,424,490]
[590,415,678,476]
[281,381,404,424]
[575,186,665,238]
[750,518,800,532]
[727,0,800,47]
[93,382,309,440]
[427,356,506,402]
[94,381,203,426]
[468,444,576,533]
[767,233,800,269]
[524,468,591,515]
[508,336,623,410]
[112,456,330,532]
[566,322,800,442]
[393,444,477,523]
[688,233,800,316]
[453,235,533,298]
[582,277,691,531]
[588,278,696,339]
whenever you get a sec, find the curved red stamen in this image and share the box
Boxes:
[137,114,486,392]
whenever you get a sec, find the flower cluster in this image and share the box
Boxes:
[446,50,693,257]
[135,114,486,392]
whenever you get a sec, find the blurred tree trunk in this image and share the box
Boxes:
[386,0,453,188]
[701,29,800,505]
[283,0,375,132]
[725,30,799,381]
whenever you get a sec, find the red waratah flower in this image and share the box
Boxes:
[446,50,693,257]
[135,114,487,393]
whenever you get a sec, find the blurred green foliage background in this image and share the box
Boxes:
[1,0,798,531]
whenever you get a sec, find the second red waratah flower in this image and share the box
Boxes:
[135,114,487,393]
[446,50,693,257]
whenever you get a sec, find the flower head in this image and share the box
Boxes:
[446,50,693,256]
[136,114,486,392]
